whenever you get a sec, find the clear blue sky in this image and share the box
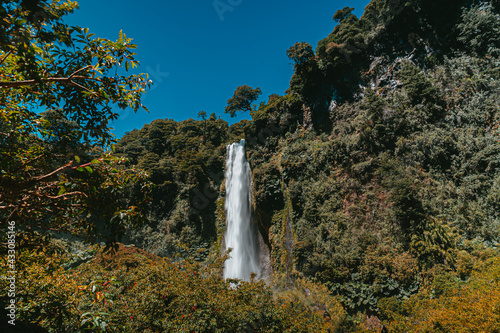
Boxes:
[65,0,371,138]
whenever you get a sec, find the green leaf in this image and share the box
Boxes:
[85,166,93,173]
[75,156,81,163]
[77,167,84,172]
[81,318,91,326]
[91,159,101,164]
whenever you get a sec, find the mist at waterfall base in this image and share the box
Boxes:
[223,140,260,281]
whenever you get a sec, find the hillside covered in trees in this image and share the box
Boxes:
[2,0,500,332]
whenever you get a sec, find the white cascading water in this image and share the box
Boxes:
[224,139,260,281]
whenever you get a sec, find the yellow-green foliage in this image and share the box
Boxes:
[277,278,347,332]
[2,244,348,332]
[386,257,500,332]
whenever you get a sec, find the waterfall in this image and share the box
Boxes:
[224,139,260,281]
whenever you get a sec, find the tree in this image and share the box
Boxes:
[197,110,207,139]
[197,110,207,120]
[0,0,152,248]
[224,85,262,117]
[286,42,314,69]
[333,6,355,23]
[457,4,500,57]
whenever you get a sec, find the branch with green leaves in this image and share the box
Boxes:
[0,0,153,247]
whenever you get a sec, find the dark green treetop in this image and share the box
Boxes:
[225,85,262,117]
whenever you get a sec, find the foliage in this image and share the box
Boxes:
[386,257,500,332]
[0,243,347,332]
[286,42,314,69]
[117,117,229,255]
[333,7,356,23]
[245,0,500,324]
[457,3,500,57]
[224,85,262,117]
[0,0,151,247]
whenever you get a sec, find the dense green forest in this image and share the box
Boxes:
[2,0,500,332]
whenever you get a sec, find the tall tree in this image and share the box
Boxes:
[198,110,207,138]
[224,85,262,117]
[0,0,152,248]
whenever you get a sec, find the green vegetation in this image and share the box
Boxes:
[2,0,500,332]
[225,85,262,117]
[5,244,346,332]
[0,0,152,250]
[116,116,229,256]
